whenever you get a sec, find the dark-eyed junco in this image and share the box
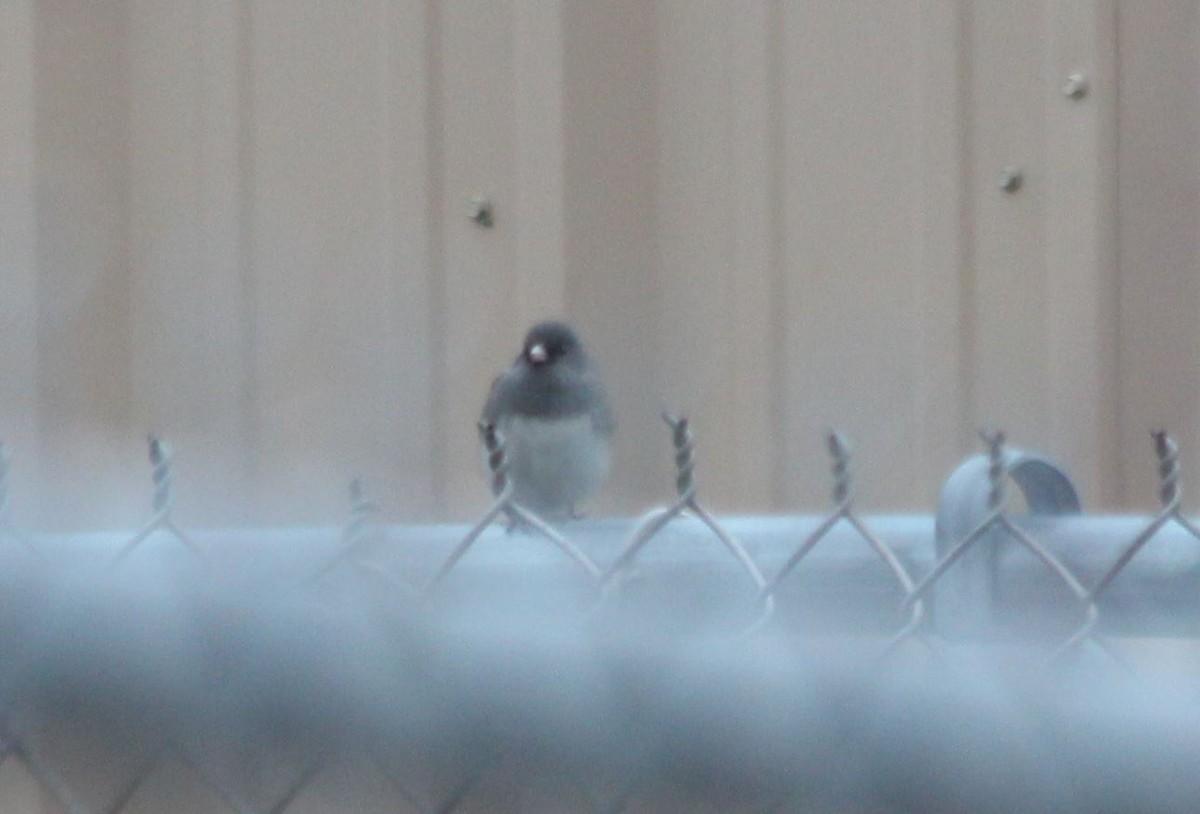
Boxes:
[481,321,614,520]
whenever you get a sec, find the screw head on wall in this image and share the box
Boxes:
[1062,73,1088,100]
[998,167,1023,194]
[467,196,495,228]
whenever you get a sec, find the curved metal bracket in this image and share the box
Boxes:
[933,449,1080,637]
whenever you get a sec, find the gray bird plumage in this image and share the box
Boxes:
[481,321,614,519]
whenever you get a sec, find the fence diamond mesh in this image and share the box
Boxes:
[2,420,1200,812]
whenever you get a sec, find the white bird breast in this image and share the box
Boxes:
[489,413,611,516]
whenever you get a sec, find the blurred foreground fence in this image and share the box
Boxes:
[3,421,1200,812]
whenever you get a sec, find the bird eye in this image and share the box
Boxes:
[527,343,550,364]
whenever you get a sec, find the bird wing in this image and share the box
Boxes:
[583,371,616,437]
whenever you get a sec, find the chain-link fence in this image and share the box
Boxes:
[2,419,1200,812]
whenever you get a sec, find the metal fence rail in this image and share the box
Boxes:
[2,421,1200,812]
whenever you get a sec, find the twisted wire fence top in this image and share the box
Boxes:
[664,412,696,500]
[0,422,1197,644]
[1153,428,1180,509]
[148,434,172,518]
[828,431,851,506]
[1086,429,1200,605]
[478,420,508,497]
[983,429,1007,511]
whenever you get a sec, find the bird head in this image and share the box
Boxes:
[522,321,583,369]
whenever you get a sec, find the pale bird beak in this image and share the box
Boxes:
[528,343,549,364]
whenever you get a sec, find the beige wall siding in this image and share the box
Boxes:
[776,2,962,510]
[560,0,663,516]
[0,1,40,522]
[1117,1,1200,509]
[0,2,1196,532]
